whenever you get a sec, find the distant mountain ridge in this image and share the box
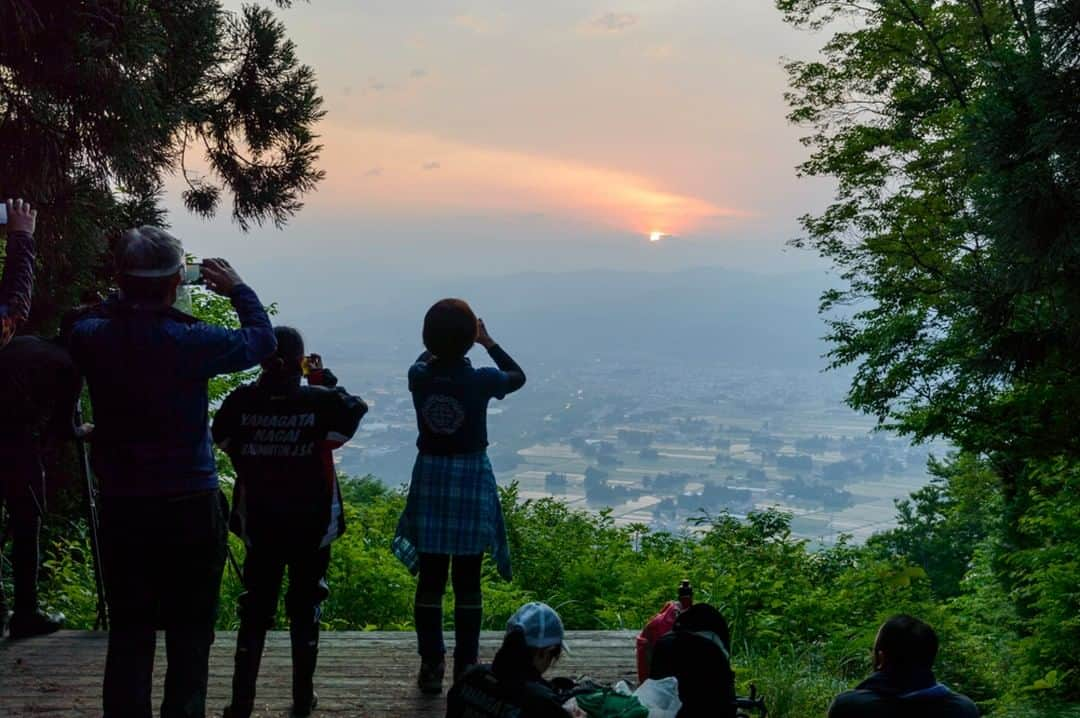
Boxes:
[281,265,833,370]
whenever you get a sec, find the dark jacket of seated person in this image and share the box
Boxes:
[829,671,979,718]
[446,664,572,718]
[447,602,573,718]
[212,363,367,548]
[829,615,979,718]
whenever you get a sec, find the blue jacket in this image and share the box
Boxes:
[409,344,525,456]
[828,671,979,718]
[68,285,276,496]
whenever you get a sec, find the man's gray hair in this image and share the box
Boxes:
[115,226,184,278]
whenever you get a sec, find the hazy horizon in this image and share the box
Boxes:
[161,0,835,301]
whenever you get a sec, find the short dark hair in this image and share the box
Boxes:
[422,298,477,359]
[875,615,939,671]
[273,326,305,362]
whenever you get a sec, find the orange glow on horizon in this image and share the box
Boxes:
[305,124,750,236]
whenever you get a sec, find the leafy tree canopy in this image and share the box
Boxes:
[778,0,1080,697]
[778,0,1079,460]
[0,0,324,329]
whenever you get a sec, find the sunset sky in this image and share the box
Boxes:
[170,0,833,279]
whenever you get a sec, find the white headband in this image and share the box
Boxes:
[123,264,183,278]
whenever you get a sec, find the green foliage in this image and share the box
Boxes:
[1007,458,1080,693]
[868,454,1001,598]
[778,0,1080,702]
[29,471,1080,715]
[0,0,324,334]
[778,0,1080,460]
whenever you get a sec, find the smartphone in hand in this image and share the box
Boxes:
[183,262,203,285]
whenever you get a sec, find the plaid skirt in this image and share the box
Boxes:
[392,451,512,581]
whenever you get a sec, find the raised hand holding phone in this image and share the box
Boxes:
[3,198,38,234]
[200,258,244,296]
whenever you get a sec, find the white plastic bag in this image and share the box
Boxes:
[562,696,588,718]
[632,677,683,718]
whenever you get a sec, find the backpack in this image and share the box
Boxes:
[648,604,736,718]
[636,600,682,683]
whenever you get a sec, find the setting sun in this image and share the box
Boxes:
[649,231,667,242]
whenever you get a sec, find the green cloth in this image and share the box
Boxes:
[575,689,649,718]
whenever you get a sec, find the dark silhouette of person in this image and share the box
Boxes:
[67,226,275,718]
[649,602,736,718]
[214,327,366,718]
[1,198,85,639]
[446,602,574,718]
[392,299,526,694]
[829,615,979,718]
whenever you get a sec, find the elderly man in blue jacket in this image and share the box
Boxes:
[68,226,276,718]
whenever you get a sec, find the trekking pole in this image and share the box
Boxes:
[75,400,108,630]
[0,510,10,614]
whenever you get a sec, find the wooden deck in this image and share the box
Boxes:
[0,630,639,716]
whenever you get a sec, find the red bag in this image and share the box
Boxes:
[635,600,681,683]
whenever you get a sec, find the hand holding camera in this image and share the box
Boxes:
[200,258,244,296]
[302,353,323,374]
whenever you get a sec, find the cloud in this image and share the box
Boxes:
[312,125,749,236]
[645,44,675,60]
[584,12,638,33]
[452,14,493,34]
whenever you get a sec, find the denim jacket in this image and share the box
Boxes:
[68,284,276,496]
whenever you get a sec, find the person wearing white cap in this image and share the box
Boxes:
[446,602,575,717]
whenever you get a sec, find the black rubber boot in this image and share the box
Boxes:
[290,620,319,717]
[7,610,63,640]
[223,625,266,718]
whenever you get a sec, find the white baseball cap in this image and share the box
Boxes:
[506,602,568,652]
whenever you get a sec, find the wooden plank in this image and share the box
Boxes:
[0,631,639,717]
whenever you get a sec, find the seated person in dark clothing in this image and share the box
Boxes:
[213,327,367,718]
[447,602,573,718]
[649,602,736,718]
[829,614,979,718]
